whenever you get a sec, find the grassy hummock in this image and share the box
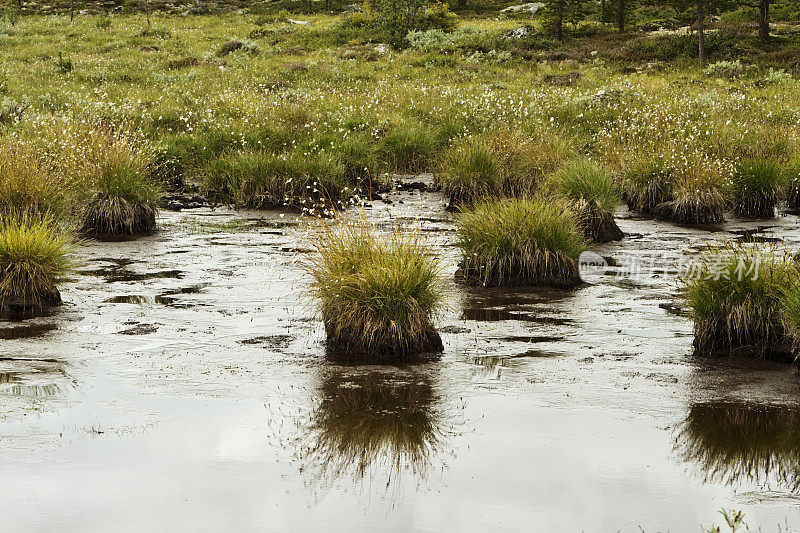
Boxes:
[654,172,726,225]
[82,158,162,237]
[436,130,570,206]
[457,195,586,288]
[306,223,445,357]
[622,159,674,216]
[549,158,623,243]
[0,216,71,312]
[682,244,800,362]
[729,157,784,219]
[784,157,800,210]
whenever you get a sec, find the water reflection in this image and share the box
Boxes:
[675,402,800,491]
[0,359,71,398]
[293,367,460,498]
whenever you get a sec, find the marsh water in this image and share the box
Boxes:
[2,177,800,532]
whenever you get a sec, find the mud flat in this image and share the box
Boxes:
[1,182,800,531]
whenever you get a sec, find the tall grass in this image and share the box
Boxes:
[548,158,622,242]
[0,145,75,219]
[82,153,162,236]
[305,222,445,356]
[205,150,349,216]
[0,215,72,311]
[437,130,571,205]
[622,159,674,215]
[457,195,586,287]
[682,244,800,361]
[729,157,784,219]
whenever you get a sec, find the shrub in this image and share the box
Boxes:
[305,222,445,356]
[348,0,458,49]
[216,39,261,57]
[82,154,161,237]
[704,60,745,80]
[549,158,622,243]
[682,244,800,362]
[204,150,348,216]
[457,195,586,288]
[0,215,71,312]
[729,157,784,219]
[622,159,674,215]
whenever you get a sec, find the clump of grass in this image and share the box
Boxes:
[783,156,800,210]
[437,130,571,205]
[622,159,674,215]
[729,157,784,219]
[204,150,349,216]
[0,215,71,312]
[82,156,162,237]
[548,158,622,243]
[379,125,442,174]
[305,222,445,357]
[655,167,726,225]
[437,132,536,204]
[682,244,800,362]
[457,195,586,288]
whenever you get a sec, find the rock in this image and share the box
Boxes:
[500,3,545,15]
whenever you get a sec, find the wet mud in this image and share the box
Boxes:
[2,180,800,531]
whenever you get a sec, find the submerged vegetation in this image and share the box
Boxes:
[457,196,586,288]
[306,222,445,357]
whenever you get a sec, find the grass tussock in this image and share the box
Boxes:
[305,222,445,357]
[82,155,161,237]
[655,165,726,225]
[548,158,623,243]
[457,195,586,288]
[783,157,800,210]
[729,157,784,219]
[0,215,71,311]
[0,145,74,219]
[205,150,349,216]
[437,130,571,205]
[622,159,675,215]
[682,244,800,362]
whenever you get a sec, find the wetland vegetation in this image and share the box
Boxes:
[3,0,800,529]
